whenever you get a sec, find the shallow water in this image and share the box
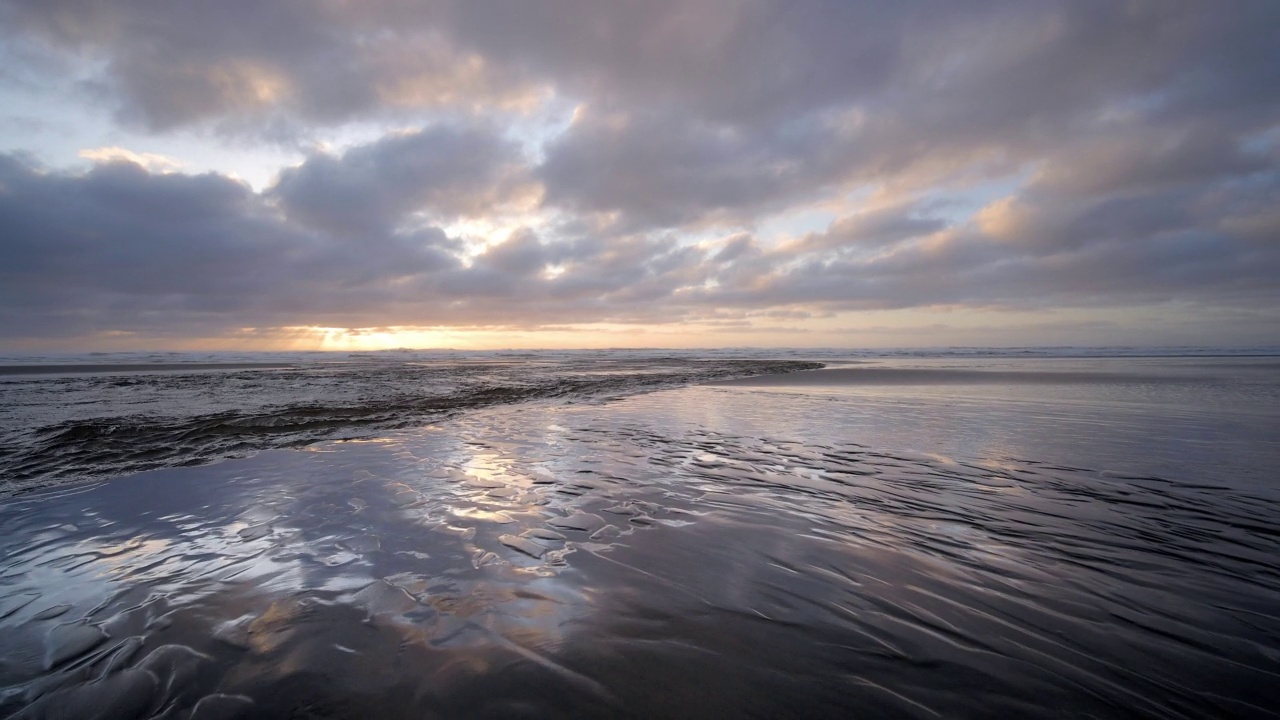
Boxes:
[0,355,1278,718]
[0,355,821,494]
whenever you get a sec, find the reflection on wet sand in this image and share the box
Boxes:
[1,385,1278,718]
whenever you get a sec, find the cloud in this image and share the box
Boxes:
[0,0,537,133]
[0,1,1277,346]
[0,151,716,338]
[270,124,535,235]
[3,133,1275,345]
[78,146,184,173]
[530,1,1280,229]
[9,2,1271,135]
[788,203,947,255]
[538,108,850,230]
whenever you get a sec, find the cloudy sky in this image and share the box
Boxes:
[0,1,1276,351]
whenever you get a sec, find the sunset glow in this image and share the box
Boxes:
[0,2,1275,350]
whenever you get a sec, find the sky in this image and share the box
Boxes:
[0,1,1277,351]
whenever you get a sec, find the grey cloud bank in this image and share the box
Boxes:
[0,0,1276,347]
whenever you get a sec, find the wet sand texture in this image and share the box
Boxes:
[709,366,1211,386]
[0,358,821,494]
[1,381,1277,719]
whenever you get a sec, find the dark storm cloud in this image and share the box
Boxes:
[0,0,1277,341]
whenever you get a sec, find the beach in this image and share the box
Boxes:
[4,0,1278,715]
[1,352,1278,718]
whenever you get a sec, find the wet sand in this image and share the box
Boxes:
[0,357,821,494]
[708,366,1208,386]
[1,375,1278,719]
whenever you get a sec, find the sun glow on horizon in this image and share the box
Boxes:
[312,326,460,351]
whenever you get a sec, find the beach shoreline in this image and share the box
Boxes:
[1,354,1277,718]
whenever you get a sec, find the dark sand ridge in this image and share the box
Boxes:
[0,358,822,494]
[708,367,1211,386]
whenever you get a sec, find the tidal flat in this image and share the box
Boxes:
[1,353,1278,719]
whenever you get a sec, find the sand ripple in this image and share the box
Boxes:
[0,388,1277,718]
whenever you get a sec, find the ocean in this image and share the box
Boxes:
[1,348,1277,718]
